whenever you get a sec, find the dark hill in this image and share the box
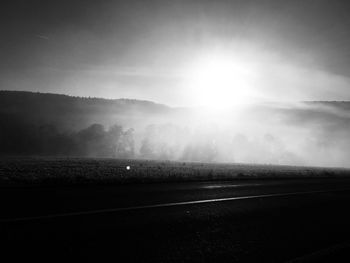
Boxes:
[0,91,172,131]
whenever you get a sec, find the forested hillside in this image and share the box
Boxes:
[1,91,350,167]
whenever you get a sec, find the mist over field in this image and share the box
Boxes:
[136,101,350,168]
[1,91,349,168]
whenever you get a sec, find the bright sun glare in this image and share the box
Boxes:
[187,53,258,109]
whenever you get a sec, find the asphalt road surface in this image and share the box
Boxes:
[2,178,350,262]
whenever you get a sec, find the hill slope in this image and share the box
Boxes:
[0,90,172,131]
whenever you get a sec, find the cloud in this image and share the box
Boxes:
[36,35,49,40]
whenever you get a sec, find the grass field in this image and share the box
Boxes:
[0,157,349,186]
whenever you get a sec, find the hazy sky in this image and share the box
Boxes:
[1,0,350,106]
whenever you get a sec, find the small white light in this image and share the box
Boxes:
[126,166,131,170]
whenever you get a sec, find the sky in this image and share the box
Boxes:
[1,0,350,106]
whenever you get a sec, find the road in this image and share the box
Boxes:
[2,178,350,262]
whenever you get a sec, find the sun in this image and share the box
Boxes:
[186,53,257,109]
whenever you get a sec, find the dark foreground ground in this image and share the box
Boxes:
[1,157,349,186]
[2,178,350,262]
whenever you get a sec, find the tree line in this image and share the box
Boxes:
[0,114,298,164]
[0,114,134,158]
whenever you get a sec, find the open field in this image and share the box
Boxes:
[0,157,349,186]
[2,157,350,261]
